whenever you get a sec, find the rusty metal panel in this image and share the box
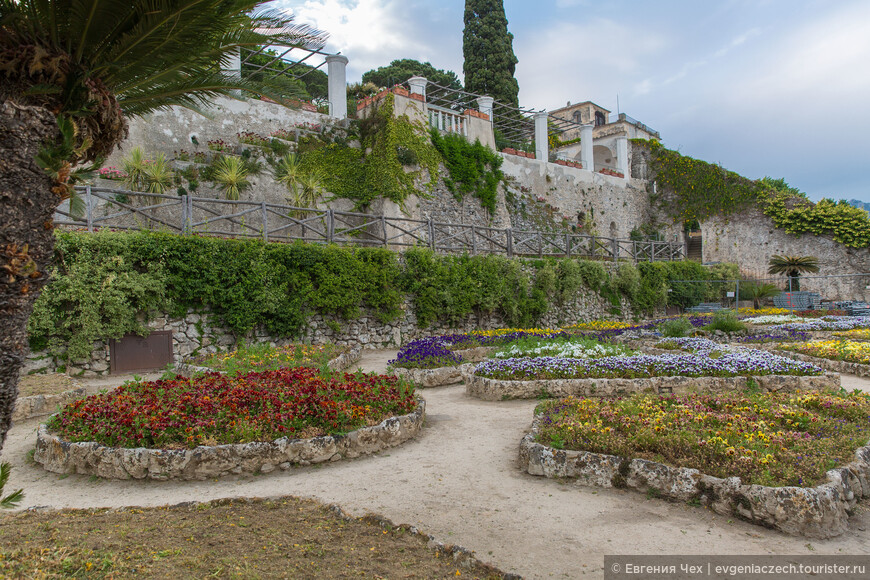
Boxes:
[109,331,173,374]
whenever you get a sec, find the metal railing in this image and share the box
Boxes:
[57,186,685,262]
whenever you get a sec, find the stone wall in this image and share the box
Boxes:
[701,207,870,302]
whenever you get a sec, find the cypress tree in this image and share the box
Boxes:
[463,0,520,108]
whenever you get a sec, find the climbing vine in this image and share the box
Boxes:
[430,129,503,214]
[638,139,870,248]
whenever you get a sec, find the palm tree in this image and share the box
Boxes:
[0,1,325,453]
[767,255,820,291]
[739,281,781,310]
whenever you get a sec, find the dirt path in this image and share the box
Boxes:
[4,355,870,579]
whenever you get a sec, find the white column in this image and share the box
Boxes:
[534,111,548,161]
[408,76,428,99]
[616,136,629,179]
[326,54,348,120]
[580,124,594,171]
[476,96,494,118]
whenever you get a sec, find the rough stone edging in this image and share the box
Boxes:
[519,414,870,539]
[34,397,425,480]
[12,385,87,422]
[174,345,362,377]
[465,371,840,401]
[392,363,476,388]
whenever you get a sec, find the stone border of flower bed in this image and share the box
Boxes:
[34,397,425,481]
[12,384,87,422]
[758,345,870,378]
[391,363,476,387]
[465,371,840,401]
[519,414,870,538]
[174,345,362,377]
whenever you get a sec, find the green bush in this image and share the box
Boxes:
[430,129,503,214]
[658,318,693,338]
[704,310,746,334]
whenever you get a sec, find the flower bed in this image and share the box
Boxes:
[743,314,802,324]
[186,343,348,375]
[835,328,870,341]
[474,350,823,381]
[35,368,423,479]
[735,329,810,344]
[520,404,870,538]
[781,340,870,365]
[779,316,870,332]
[493,336,633,359]
[388,330,567,370]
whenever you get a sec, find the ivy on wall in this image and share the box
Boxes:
[638,139,870,249]
[29,232,726,360]
[429,130,504,214]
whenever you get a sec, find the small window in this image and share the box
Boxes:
[573,111,583,124]
[595,111,606,126]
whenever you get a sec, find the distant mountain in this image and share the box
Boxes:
[847,199,870,212]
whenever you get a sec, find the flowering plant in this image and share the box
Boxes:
[98,167,127,180]
[780,339,870,365]
[494,336,632,359]
[743,314,802,325]
[535,390,870,487]
[237,131,269,147]
[192,343,344,374]
[207,139,233,152]
[49,367,416,449]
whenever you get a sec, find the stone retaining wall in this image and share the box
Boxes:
[12,387,86,422]
[519,414,870,538]
[34,399,425,480]
[392,364,476,388]
[465,372,840,401]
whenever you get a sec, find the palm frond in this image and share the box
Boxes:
[0,462,23,509]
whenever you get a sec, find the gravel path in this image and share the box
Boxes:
[4,352,870,579]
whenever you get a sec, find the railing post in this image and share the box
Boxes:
[471,226,477,255]
[427,218,435,250]
[181,195,187,235]
[611,237,618,262]
[187,195,194,235]
[537,231,543,257]
[85,185,93,232]
[632,240,638,263]
[506,229,513,258]
[566,233,571,257]
[261,201,268,242]
[327,209,334,244]
[381,215,387,246]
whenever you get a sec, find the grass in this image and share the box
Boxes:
[191,343,346,374]
[0,496,507,579]
[535,389,870,487]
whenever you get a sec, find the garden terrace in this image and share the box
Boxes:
[34,367,423,480]
[520,391,870,538]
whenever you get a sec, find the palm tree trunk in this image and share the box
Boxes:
[0,101,60,454]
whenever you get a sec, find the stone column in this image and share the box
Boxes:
[408,76,428,99]
[616,136,629,179]
[581,124,594,171]
[326,54,349,120]
[477,96,494,119]
[534,111,549,161]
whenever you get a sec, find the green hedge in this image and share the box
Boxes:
[29,231,720,360]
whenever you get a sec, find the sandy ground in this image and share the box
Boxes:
[4,352,870,579]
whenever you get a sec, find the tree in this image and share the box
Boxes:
[768,255,820,291]
[0,0,325,453]
[362,59,462,93]
[739,281,781,310]
[462,0,519,108]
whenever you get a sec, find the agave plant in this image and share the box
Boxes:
[211,155,250,201]
[273,152,321,208]
[143,153,175,194]
[121,147,149,192]
[768,255,820,291]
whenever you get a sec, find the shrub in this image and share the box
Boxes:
[658,318,693,338]
[704,310,746,333]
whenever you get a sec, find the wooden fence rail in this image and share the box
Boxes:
[57,186,685,262]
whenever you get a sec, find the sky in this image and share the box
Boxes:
[276,0,870,202]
